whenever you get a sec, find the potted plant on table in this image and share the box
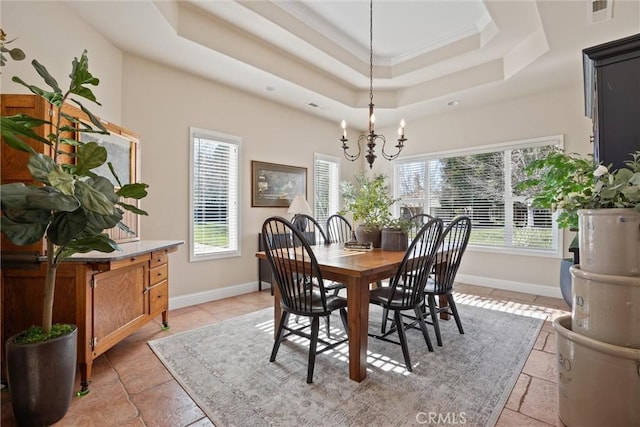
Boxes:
[0,50,149,426]
[339,172,399,248]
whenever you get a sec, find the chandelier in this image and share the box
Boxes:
[339,0,406,169]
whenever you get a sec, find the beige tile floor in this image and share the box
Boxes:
[1,283,569,426]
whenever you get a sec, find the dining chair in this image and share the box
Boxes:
[368,218,443,372]
[423,215,472,346]
[291,213,329,246]
[408,213,434,241]
[379,212,435,333]
[293,213,344,335]
[326,214,353,244]
[262,216,349,383]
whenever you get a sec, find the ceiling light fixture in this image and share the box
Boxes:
[339,0,406,169]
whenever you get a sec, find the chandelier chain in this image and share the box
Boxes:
[338,0,406,169]
[369,0,373,104]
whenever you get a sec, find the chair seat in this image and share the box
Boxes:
[424,277,449,295]
[282,291,347,316]
[369,285,422,310]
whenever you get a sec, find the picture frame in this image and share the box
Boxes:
[78,128,137,187]
[251,161,307,207]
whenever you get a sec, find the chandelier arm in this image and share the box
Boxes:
[341,136,361,162]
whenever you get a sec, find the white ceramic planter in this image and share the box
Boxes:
[554,315,640,427]
[578,208,640,276]
[570,265,640,348]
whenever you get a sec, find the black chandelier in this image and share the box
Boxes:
[339,0,406,169]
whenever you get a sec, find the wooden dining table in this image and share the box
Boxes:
[256,243,408,382]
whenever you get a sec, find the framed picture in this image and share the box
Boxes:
[78,129,137,187]
[251,161,307,207]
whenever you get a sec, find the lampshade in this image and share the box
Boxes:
[287,194,312,215]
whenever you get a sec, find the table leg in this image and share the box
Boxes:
[346,277,369,382]
[438,295,450,320]
[434,261,450,320]
[273,282,282,335]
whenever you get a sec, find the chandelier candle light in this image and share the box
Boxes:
[340,0,407,169]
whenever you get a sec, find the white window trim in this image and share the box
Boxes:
[314,153,341,223]
[189,127,241,262]
[392,135,564,258]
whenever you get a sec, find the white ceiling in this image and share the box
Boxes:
[65,0,639,131]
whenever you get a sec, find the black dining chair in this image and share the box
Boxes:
[262,216,349,383]
[292,213,345,335]
[291,213,329,246]
[326,214,353,244]
[408,213,434,241]
[368,218,443,372]
[423,215,472,346]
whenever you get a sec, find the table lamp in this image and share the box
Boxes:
[287,194,312,230]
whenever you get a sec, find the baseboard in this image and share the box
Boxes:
[169,281,264,310]
[455,274,562,299]
[169,275,562,310]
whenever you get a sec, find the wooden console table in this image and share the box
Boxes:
[1,240,183,393]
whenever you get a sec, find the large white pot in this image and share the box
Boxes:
[578,208,640,276]
[571,265,640,348]
[554,315,640,427]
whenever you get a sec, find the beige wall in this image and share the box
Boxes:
[2,0,599,302]
[121,54,354,298]
[1,1,123,124]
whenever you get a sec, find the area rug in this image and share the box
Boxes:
[148,302,544,427]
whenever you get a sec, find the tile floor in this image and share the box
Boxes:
[1,283,569,427]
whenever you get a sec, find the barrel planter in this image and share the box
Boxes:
[554,315,640,427]
[381,228,408,251]
[570,265,640,348]
[578,209,640,276]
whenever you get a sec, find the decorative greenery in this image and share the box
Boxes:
[383,217,413,233]
[0,50,149,340]
[0,28,25,70]
[516,149,640,230]
[15,324,75,345]
[339,172,399,230]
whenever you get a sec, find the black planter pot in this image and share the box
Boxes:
[6,326,78,427]
[355,225,382,248]
[560,258,573,307]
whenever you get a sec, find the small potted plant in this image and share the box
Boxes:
[1,50,149,425]
[381,217,413,251]
[339,172,399,247]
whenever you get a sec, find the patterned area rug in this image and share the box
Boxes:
[148,301,544,427]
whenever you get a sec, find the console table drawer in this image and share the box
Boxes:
[149,281,168,315]
[150,264,168,285]
[150,250,169,268]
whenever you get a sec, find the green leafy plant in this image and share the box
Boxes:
[339,172,399,230]
[516,149,640,230]
[0,28,25,70]
[0,51,149,341]
[383,217,413,233]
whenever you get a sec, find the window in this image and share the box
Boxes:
[314,154,340,226]
[190,127,240,261]
[394,136,563,255]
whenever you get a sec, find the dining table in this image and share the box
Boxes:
[257,243,416,382]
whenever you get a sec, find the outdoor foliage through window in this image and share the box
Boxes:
[394,138,561,252]
[190,128,239,260]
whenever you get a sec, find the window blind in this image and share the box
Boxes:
[394,138,560,253]
[314,154,340,225]
[190,128,240,260]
